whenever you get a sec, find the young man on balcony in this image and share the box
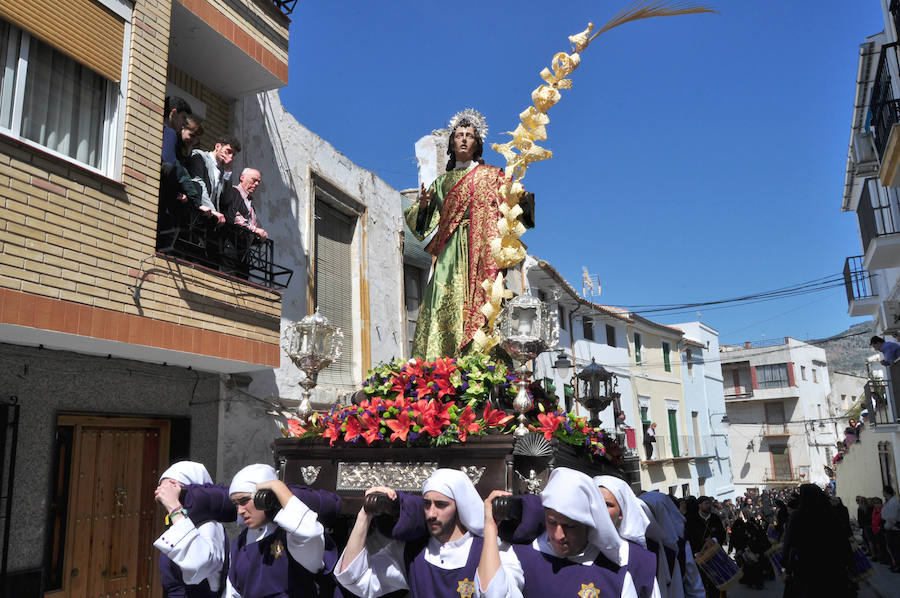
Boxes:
[188,135,241,226]
[871,335,900,366]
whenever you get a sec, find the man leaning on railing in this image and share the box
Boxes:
[222,168,268,279]
[871,335,900,366]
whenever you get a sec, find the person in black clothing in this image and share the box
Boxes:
[858,496,876,556]
[685,496,728,597]
[729,507,768,590]
[781,484,852,598]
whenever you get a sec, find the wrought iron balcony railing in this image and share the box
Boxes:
[857,181,898,254]
[871,43,900,159]
[844,256,875,304]
[157,215,292,290]
[763,467,800,482]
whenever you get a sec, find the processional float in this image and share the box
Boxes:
[272,1,716,513]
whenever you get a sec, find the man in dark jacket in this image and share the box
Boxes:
[685,496,727,597]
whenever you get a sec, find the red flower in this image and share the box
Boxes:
[419,399,451,437]
[537,412,563,441]
[483,404,513,428]
[360,412,381,445]
[457,405,481,442]
[386,410,413,441]
[343,416,362,443]
[286,418,307,437]
[322,422,340,446]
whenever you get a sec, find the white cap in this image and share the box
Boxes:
[595,475,651,548]
[541,468,624,564]
[229,464,277,495]
[159,461,213,485]
[422,468,484,537]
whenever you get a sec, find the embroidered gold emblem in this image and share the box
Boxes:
[578,582,601,598]
[270,539,285,559]
[457,577,475,598]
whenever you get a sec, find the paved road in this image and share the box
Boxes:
[724,560,899,598]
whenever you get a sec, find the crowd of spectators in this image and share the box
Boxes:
[670,484,885,596]
[156,96,269,279]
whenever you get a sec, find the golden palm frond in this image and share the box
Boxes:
[592,1,716,40]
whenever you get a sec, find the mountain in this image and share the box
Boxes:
[814,321,874,377]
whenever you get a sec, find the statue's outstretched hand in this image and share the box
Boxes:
[419,183,433,206]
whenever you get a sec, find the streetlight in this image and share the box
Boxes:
[551,351,574,411]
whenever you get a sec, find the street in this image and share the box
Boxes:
[725,560,900,598]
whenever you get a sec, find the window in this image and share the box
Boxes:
[662,342,671,372]
[314,199,356,390]
[757,364,790,389]
[812,368,818,383]
[801,365,806,381]
[558,304,567,330]
[582,316,594,341]
[0,19,120,174]
[640,406,649,423]
[403,264,427,356]
[634,333,642,364]
[686,348,693,374]
[606,325,616,348]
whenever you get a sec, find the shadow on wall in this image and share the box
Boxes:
[233,90,309,327]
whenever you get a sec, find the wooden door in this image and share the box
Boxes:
[57,415,169,598]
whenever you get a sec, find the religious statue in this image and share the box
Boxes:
[404,109,509,360]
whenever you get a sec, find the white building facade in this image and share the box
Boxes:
[839,0,900,495]
[722,338,837,495]
[674,321,735,500]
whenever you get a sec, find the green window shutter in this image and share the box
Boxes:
[663,342,671,372]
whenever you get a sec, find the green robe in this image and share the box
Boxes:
[404,166,477,360]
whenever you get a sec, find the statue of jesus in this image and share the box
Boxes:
[404,110,508,360]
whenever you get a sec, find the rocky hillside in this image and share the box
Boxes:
[814,321,874,376]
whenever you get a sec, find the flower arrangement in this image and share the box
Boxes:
[279,355,620,465]
[281,355,517,447]
[532,407,620,466]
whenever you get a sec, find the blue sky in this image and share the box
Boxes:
[281,1,883,345]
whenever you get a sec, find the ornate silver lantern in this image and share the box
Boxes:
[282,309,343,423]
[576,357,618,426]
[497,293,559,436]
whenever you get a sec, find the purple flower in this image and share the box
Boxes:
[409,432,420,441]
[487,365,495,372]
[461,382,470,391]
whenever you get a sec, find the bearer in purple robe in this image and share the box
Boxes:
[225,464,327,598]
[154,461,227,597]
[594,475,661,598]
[476,467,639,598]
[335,468,518,597]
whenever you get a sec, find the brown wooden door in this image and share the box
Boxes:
[58,415,169,598]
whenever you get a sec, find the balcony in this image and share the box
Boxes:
[763,467,802,484]
[169,1,289,99]
[872,43,900,187]
[761,423,790,437]
[157,218,293,290]
[844,256,879,316]
[642,435,709,462]
[858,182,900,269]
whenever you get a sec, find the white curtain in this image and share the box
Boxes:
[20,34,106,168]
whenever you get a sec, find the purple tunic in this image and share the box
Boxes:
[229,527,317,598]
[158,552,221,598]
[625,540,657,598]
[511,544,627,598]
[406,536,483,598]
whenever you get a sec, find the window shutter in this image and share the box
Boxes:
[750,366,758,389]
[787,361,796,387]
[314,200,356,390]
[0,0,124,81]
